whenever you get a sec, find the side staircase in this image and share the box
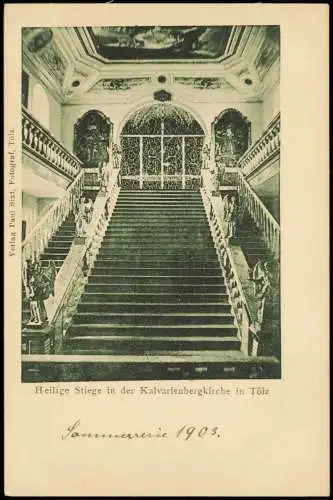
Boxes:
[22,211,76,326]
[234,211,280,358]
[236,212,276,269]
[63,190,242,359]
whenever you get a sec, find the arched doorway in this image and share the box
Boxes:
[213,109,251,168]
[73,110,113,167]
[120,103,205,190]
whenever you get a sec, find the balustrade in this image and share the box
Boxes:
[201,183,254,356]
[22,170,84,264]
[51,172,120,352]
[237,171,280,258]
[22,106,82,180]
[238,113,280,177]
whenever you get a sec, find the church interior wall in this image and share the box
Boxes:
[61,98,263,154]
[22,192,59,240]
[262,81,280,128]
[22,153,69,194]
[251,169,280,222]
[24,69,62,142]
[22,192,39,237]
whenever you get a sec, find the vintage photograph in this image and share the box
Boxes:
[21,25,281,382]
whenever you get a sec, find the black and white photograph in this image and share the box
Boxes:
[4,4,329,498]
[20,24,281,382]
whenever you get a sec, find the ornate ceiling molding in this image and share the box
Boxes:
[21,25,279,105]
[89,77,151,92]
[174,76,234,91]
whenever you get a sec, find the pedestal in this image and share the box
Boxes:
[22,324,54,354]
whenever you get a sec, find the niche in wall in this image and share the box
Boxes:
[73,110,113,167]
[214,109,251,167]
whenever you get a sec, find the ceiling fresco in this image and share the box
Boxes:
[254,26,280,80]
[22,27,67,87]
[87,26,235,61]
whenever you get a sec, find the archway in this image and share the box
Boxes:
[73,110,113,167]
[213,108,251,168]
[120,103,205,190]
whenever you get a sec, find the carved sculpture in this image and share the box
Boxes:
[214,110,251,167]
[74,111,112,167]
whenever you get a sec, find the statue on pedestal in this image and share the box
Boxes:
[75,197,90,237]
[99,163,109,192]
[26,260,53,326]
[215,144,226,186]
[112,143,122,170]
[210,166,219,195]
[222,194,238,245]
[201,143,210,170]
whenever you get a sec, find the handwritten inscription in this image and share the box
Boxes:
[61,420,222,441]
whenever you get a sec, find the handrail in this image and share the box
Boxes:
[238,112,280,177]
[22,170,84,263]
[50,171,120,352]
[201,182,254,356]
[238,171,279,228]
[22,106,82,180]
[237,170,280,257]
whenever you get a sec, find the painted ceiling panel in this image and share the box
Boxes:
[88,26,234,61]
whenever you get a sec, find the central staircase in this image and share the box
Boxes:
[63,190,241,357]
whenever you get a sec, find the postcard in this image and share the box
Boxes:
[4,3,329,496]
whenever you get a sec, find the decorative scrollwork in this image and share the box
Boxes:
[163,178,182,190]
[185,136,203,175]
[185,177,201,190]
[142,180,161,190]
[121,178,140,190]
[120,137,140,175]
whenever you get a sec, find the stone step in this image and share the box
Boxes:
[88,275,224,285]
[47,241,73,249]
[112,211,205,217]
[81,292,229,303]
[113,205,204,211]
[85,283,227,294]
[63,334,240,352]
[40,248,70,255]
[72,312,235,326]
[93,258,219,266]
[50,237,76,244]
[118,191,201,196]
[91,267,221,276]
[55,231,76,237]
[106,225,209,233]
[115,201,204,207]
[77,302,232,314]
[99,242,216,251]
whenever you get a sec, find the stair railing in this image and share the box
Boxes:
[51,171,120,353]
[237,170,280,258]
[238,112,280,178]
[22,106,82,180]
[201,182,253,356]
[22,170,84,264]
